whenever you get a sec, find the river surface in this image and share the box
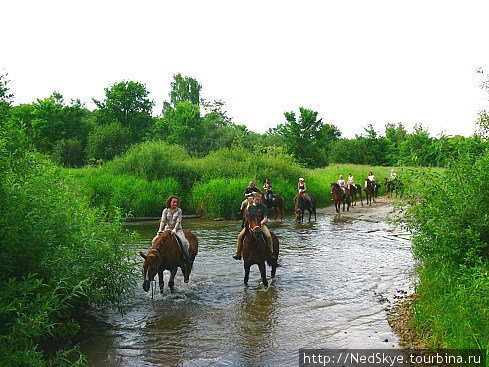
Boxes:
[80,212,414,367]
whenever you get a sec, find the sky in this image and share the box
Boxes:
[2,0,489,138]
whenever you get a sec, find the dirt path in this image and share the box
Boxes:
[318,195,397,223]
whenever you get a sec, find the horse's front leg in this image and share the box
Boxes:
[244,262,251,285]
[168,267,178,293]
[259,262,268,287]
[158,268,164,293]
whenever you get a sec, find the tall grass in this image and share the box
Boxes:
[65,141,401,218]
[400,151,489,350]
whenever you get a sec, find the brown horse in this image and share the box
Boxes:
[294,193,317,223]
[242,212,279,287]
[261,193,285,220]
[348,183,363,206]
[330,183,350,213]
[139,230,198,293]
[364,179,375,206]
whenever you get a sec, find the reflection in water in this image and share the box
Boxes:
[234,287,279,367]
[81,214,413,367]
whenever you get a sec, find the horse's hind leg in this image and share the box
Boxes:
[158,269,164,293]
[168,267,178,293]
[259,263,268,287]
[244,262,251,285]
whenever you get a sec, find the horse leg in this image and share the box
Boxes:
[168,267,178,293]
[308,208,312,222]
[244,262,251,285]
[158,268,164,293]
[259,262,268,287]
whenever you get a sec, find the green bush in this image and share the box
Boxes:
[52,138,85,167]
[401,151,489,350]
[86,121,132,162]
[0,127,136,366]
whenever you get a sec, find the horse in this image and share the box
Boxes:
[364,179,375,206]
[139,230,198,294]
[294,193,317,223]
[330,183,350,213]
[384,177,403,198]
[242,212,279,287]
[348,183,363,206]
[260,193,285,220]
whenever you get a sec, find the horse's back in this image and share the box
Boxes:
[183,230,198,258]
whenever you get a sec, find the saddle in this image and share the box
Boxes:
[172,232,192,264]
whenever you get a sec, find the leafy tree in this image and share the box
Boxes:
[275,107,340,167]
[0,74,14,124]
[86,121,132,162]
[52,138,85,167]
[164,73,202,111]
[94,81,154,142]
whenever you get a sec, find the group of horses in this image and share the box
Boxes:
[139,177,402,293]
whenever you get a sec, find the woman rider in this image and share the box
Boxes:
[298,177,307,195]
[153,196,191,266]
[366,171,376,188]
[338,175,347,193]
[240,181,260,212]
[347,172,355,188]
[233,193,274,261]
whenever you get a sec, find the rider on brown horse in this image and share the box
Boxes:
[234,193,274,261]
[153,196,192,268]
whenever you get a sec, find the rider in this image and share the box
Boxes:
[233,193,274,261]
[154,195,191,266]
[338,175,347,193]
[347,172,355,188]
[389,169,397,180]
[366,171,376,188]
[263,178,273,205]
[240,181,260,212]
[298,177,307,195]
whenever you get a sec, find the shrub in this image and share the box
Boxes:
[86,122,132,162]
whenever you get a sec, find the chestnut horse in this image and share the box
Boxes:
[330,183,350,213]
[242,212,279,286]
[294,193,317,223]
[348,183,363,206]
[139,230,198,293]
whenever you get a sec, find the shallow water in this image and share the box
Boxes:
[80,212,414,367]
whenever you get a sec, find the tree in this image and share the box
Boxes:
[274,107,340,167]
[86,122,132,162]
[163,73,202,111]
[94,81,154,142]
[0,74,14,124]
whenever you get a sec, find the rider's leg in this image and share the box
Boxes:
[261,225,274,258]
[233,228,246,259]
[175,230,191,261]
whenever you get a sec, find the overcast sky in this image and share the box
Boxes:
[2,0,489,137]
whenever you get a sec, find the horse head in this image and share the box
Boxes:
[139,231,171,292]
[246,212,262,238]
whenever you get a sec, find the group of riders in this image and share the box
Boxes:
[152,169,398,269]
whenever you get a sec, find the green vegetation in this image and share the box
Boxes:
[0,125,136,365]
[400,151,489,350]
[2,68,489,364]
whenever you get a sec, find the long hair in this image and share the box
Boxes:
[165,195,181,208]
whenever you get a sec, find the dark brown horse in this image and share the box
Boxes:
[364,179,375,206]
[139,230,198,293]
[260,193,285,220]
[294,193,317,223]
[330,183,350,213]
[242,212,279,287]
[348,183,363,206]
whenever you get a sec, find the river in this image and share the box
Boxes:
[80,208,414,367]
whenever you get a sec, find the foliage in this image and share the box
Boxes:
[165,72,202,109]
[0,126,136,366]
[52,138,85,167]
[274,107,341,168]
[400,152,489,349]
[86,121,132,162]
[93,80,154,142]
